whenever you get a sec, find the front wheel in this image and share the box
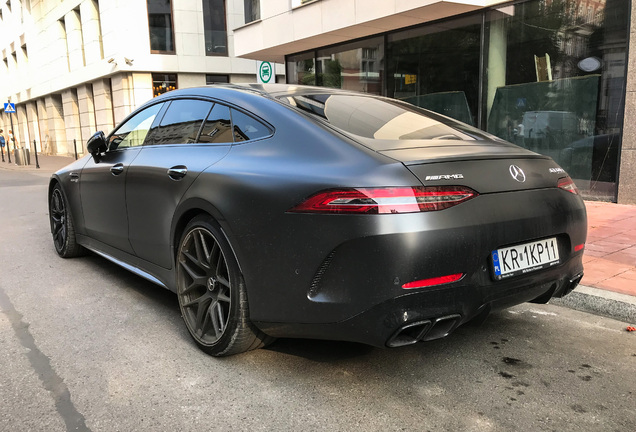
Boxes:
[176,215,273,356]
[49,184,84,258]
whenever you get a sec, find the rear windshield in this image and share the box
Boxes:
[278,93,492,142]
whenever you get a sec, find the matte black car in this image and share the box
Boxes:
[49,84,587,356]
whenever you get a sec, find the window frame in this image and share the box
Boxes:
[147,0,176,55]
[144,99,216,146]
[203,0,228,57]
[135,97,275,147]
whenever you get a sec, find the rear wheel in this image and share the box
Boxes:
[49,184,84,258]
[176,215,273,356]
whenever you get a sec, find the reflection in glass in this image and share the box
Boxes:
[387,17,481,126]
[206,74,229,85]
[152,73,178,97]
[203,0,227,56]
[287,51,316,86]
[231,109,271,142]
[199,104,233,144]
[147,0,174,53]
[316,37,384,95]
[281,94,489,144]
[148,100,213,145]
[485,0,627,200]
[109,104,164,150]
[244,0,260,23]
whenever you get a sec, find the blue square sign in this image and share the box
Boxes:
[4,103,16,113]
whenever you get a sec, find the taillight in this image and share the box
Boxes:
[402,273,464,289]
[558,177,579,194]
[288,186,477,214]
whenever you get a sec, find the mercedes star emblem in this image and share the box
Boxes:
[509,165,526,182]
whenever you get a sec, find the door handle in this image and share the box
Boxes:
[167,166,188,180]
[110,163,124,175]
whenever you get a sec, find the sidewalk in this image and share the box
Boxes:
[1,154,634,323]
[0,153,76,172]
[553,201,636,323]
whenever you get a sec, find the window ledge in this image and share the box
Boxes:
[233,19,262,32]
[292,0,320,11]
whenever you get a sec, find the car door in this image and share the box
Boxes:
[125,99,233,269]
[80,103,164,253]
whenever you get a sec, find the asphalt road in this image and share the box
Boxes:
[0,168,634,432]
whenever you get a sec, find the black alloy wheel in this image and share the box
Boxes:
[49,184,83,258]
[176,215,273,356]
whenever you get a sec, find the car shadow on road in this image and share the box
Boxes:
[80,250,523,364]
[262,310,517,364]
[264,338,375,362]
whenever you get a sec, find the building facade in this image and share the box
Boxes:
[0,0,283,158]
[1,0,634,204]
[234,0,634,204]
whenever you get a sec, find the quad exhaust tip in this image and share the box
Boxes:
[386,314,462,348]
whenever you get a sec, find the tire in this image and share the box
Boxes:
[49,183,85,258]
[176,215,274,356]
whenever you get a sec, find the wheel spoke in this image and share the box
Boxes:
[214,302,226,333]
[215,253,224,277]
[200,303,213,336]
[179,260,206,286]
[209,303,221,338]
[182,249,207,272]
[181,281,200,295]
[193,231,211,269]
[208,242,220,269]
[216,275,230,288]
[195,296,212,332]
[55,230,65,247]
[181,290,207,308]
[52,193,62,213]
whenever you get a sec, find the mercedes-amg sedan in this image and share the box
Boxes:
[49,84,587,356]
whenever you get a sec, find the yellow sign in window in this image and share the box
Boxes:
[405,74,417,85]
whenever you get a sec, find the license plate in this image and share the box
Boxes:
[491,237,560,280]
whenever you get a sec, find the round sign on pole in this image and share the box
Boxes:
[257,61,273,84]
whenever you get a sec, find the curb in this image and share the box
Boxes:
[550,285,636,324]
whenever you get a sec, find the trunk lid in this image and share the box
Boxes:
[369,139,567,194]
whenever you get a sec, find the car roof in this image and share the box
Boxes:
[150,83,370,103]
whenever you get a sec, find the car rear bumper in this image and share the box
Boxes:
[243,187,586,344]
[254,259,584,348]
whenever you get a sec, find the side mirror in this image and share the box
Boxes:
[86,131,107,155]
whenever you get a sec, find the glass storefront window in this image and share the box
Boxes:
[316,37,384,95]
[286,51,316,86]
[485,0,628,200]
[147,0,175,53]
[285,0,629,201]
[152,73,177,97]
[388,16,482,126]
[203,0,228,56]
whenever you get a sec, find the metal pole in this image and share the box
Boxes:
[73,138,78,160]
[33,140,40,169]
[7,102,13,164]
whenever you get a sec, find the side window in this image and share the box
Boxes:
[199,103,233,144]
[230,109,271,142]
[147,99,213,145]
[108,103,164,150]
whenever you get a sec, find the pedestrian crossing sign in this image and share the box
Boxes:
[3,103,16,113]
